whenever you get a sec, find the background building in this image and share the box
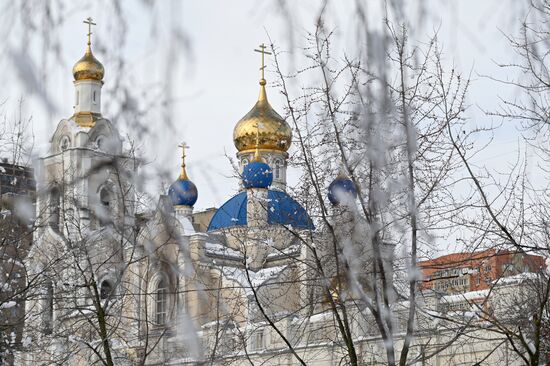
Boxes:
[418,248,546,294]
[0,162,35,365]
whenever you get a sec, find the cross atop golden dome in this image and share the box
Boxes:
[72,17,104,82]
[233,43,292,154]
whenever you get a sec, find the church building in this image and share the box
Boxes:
[16,19,529,366]
[17,19,364,366]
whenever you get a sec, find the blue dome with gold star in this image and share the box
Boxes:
[168,145,198,207]
[328,174,357,205]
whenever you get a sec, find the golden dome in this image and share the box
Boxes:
[233,79,292,153]
[72,45,104,81]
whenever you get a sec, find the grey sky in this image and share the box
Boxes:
[1,0,528,218]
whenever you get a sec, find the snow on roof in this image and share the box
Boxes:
[0,301,16,309]
[492,272,540,286]
[177,215,195,235]
[205,242,243,259]
[66,118,90,134]
[266,244,300,259]
[441,289,489,303]
[308,311,333,323]
[222,265,288,293]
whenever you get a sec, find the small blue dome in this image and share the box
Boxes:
[168,179,198,207]
[328,177,357,205]
[243,161,273,189]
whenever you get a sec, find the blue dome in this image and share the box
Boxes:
[267,190,313,229]
[243,161,273,189]
[207,191,248,231]
[207,190,314,231]
[168,179,198,207]
[328,177,357,205]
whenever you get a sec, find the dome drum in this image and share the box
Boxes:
[243,161,273,189]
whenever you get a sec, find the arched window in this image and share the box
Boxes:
[92,91,97,103]
[274,160,282,180]
[60,136,70,151]
[99,187,111,207]
[155,278,168,325]
[49,187,60,229]
[241,158,249,167]
[96,136,104,150]
[100,280,113,300]
[97,186,113,227]
[76,91,80,105]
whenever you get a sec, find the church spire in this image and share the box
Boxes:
[73,17,104,82]
[85,17,94,47]
[168,143,198,210]
[254,43,271,85]
[72,17,104,128]
[233,43,291,154]
[254,43,271,102]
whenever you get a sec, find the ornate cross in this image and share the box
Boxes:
[254,43,272,80]
[83,17,96,46]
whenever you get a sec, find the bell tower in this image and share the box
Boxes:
[72,17,104,128]
[36,17,130,237]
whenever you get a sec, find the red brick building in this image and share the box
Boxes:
[418,249,546,294]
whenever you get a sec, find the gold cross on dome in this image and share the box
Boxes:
[178,142,189,166]
[178,142,189,180]
[254,43,272,80]
[83,17,96,46]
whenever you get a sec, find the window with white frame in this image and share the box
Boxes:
[251,329,265,350]
[155,277,168,325]
[274,159,282,180]
[49,186,60,229]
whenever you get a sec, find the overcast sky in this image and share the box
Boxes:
[1,0,530,219]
